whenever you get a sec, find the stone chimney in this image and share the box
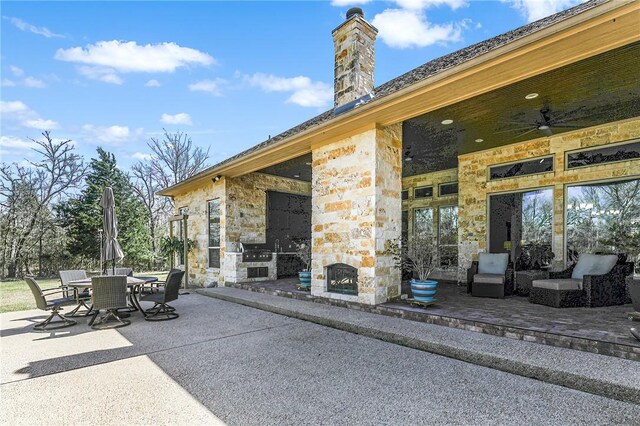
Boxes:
[332,7,377,109]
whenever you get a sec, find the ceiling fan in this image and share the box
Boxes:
[496,106,588,138]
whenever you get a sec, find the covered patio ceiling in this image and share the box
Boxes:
[256,42,640,182]
[402,42,640,177]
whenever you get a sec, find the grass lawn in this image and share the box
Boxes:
[0,271,169,313]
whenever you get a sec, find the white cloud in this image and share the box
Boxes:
[330,0,372,5]
[2,66,46,88]
[0,100,30,115]
[145,79,161,87]
[3,16,65,38]
[160,113,193,126]
[23,118,59,130]
[81,124,131,144]
[372,9,464,48]
[55,41,215,79]
[131,152,154,161]
[503,0,585,23]
[0,135,38,151]
[394,0,467,10]
[188,78,227,96]
[10,65,24,77]
[77,66,123,84]
[244,73,333,108]
[0,100,59,129]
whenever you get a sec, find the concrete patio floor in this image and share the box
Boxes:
[2,293,639,425]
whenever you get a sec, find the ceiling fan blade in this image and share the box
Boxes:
[494,126,535,134]
[512,128,540,139]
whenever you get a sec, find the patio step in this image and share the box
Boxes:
[197,287,640,404]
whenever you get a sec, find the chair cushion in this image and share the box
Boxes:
[140,293,164,303]
[478,253,509,275]
[474,274,505,285]
[571,254,618,280]
[532,279,582,291]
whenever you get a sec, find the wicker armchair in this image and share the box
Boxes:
[25,276,77,331]
[88,276,130,329]
[529,254,634,308]
[59,270,91,317]
[466,253,514,298]
[140,270,185,321]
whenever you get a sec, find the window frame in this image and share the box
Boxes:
[208,198,221,269]
[438,182,459,197]
[414,186,434,199]
[438,205,459,268]
[564,139,640,170]
[487,156,554,182]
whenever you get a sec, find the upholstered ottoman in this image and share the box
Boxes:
[529,278,584,308]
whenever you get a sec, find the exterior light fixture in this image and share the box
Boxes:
[441,119,454,125]
[212,175,222,183]
[538,125,550,130]
[525,93,539,100]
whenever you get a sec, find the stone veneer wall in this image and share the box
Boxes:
[402,168,459,281]
[173,179,226,287]
[457,117,640,282]
[311,124,402,305]
[173,173,310,287]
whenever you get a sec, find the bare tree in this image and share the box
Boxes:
[129,129,209,266]
[148,129,209,188]
[130,162,168,254]
[0,132,85,277]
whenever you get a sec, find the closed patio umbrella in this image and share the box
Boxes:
[100,186,124,274]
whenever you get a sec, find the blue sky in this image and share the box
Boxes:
[1,0,584,170]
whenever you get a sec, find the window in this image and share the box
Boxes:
[439,206,458,267]
[439,182,458,196]
[489,157,553,181]
[401,190,409,200]
[567,140,640,169]
[566,179,640,271]
[208,199,221,268]
[414,208,433,238]
[414,186,433,199]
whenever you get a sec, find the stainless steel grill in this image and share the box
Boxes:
[241,243,273,263]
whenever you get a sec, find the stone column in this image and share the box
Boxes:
[552,184,565,270]
[311,124,402,305]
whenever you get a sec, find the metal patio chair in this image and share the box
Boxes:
[59,270,92,317]
[140,269,185,321]
[24,276,77,331]
[88,276,131,329]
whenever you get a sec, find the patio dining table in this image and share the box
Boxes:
[67,276,158,315]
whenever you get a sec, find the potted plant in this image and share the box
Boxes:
[389,234,438,303]
[292,238,311,290]
[160,236,195,268]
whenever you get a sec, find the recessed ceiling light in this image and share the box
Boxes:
[475,138,484,143]
[441,119,454,125]
[305,162,312,166]
[404,156,413,162]
[293,174,300,178]
[525,93,539,100]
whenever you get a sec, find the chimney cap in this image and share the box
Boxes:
[346,7,364,20]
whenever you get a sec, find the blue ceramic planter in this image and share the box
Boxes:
[298,271,311,290]
[411,279,438,302]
